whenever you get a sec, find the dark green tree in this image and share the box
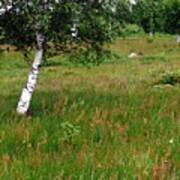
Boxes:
[131,0,165,34]
[163,0,180,34]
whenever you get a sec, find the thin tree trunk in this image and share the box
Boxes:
[149,31,153,38]
[16,32,45,115]
[176,35,180,43]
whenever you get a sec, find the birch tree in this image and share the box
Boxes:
[0,0,127,115]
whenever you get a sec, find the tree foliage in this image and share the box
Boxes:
[131,0,180,34]
[131,0,164,33]
[0,1,128,52]
[163,0,180,34]
[0,0,179,59]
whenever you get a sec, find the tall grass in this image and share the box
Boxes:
[0,35,179,179]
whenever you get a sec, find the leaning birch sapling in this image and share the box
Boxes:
[16,32,45,114]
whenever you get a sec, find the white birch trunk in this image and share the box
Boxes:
[16,32,44,115]
[149,32,153,38]
[176,35,180,43]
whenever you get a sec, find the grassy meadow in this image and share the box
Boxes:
[0,35,180,179]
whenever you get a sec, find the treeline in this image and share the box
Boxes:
[0,1,179,45]
[130,0,180,34]
[0,0,179,61]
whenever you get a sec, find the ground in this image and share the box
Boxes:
[0,35,179,179]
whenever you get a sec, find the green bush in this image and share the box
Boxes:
[121,24,145,37]
[69,48,115,66]
[159,71,180,85]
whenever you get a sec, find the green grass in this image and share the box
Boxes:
[0,35,180,179]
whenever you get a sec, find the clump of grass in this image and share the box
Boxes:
[158,71,180,85]
[140,53,167,64]
[61,121,81,143]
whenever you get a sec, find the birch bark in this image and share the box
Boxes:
[16,32,45,115]
[176,35,180,43]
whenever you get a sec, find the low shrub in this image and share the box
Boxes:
[158,71,180,85]
[121,24,145,37]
